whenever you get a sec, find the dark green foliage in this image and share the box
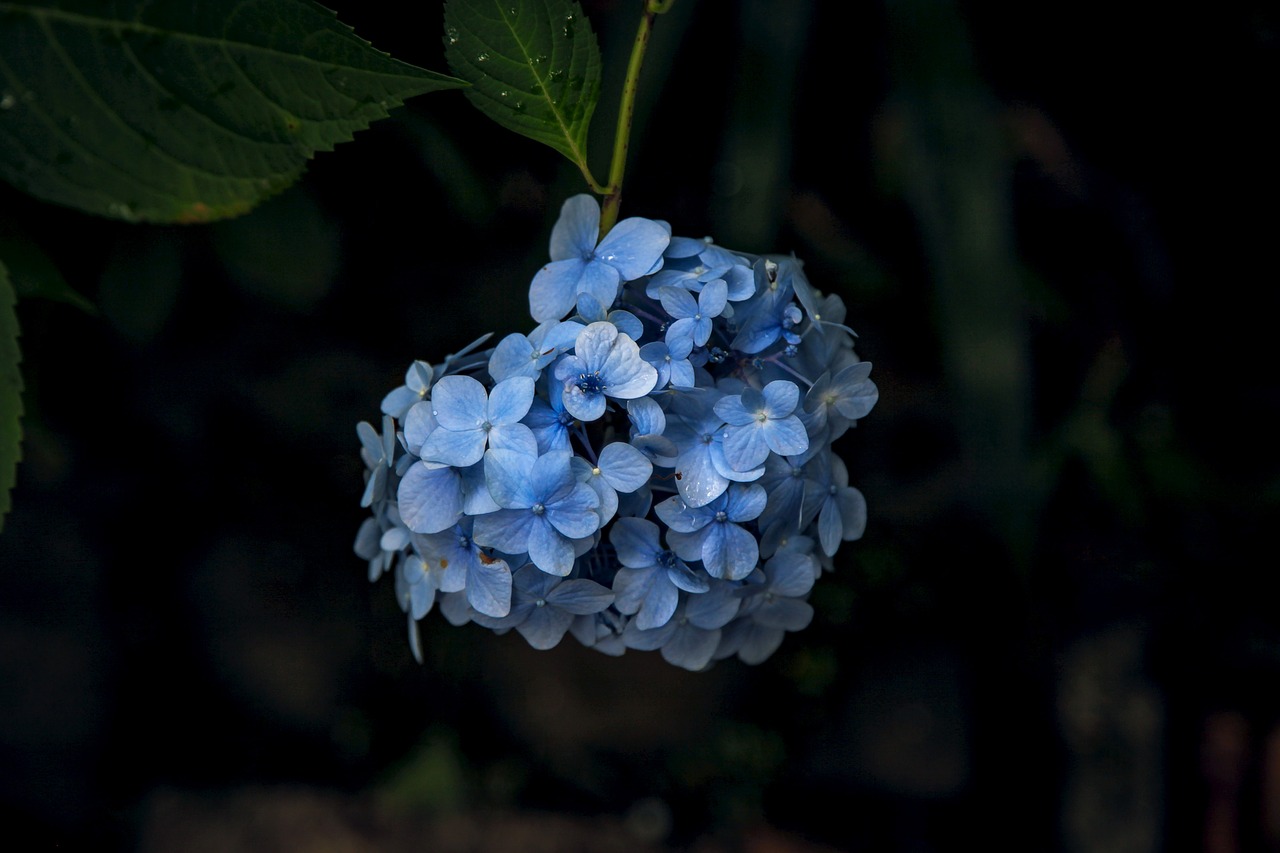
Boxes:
[0,0,466,223]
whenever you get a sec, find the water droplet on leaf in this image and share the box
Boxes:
[445,26,458,44]
[477,52,490,62]
[0,92,15,109]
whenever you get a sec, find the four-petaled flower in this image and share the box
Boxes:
[529,195,670,323]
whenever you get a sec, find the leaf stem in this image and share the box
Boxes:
[597,0,675,239]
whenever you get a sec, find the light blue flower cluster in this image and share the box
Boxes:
[356,194,877,670]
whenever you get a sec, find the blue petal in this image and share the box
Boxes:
[489,422,538,458]
[516,606,574,649]
[398,462,463,534]
[483,448,537,508]
[530,258,586,323]
[488,333,535,382]
[610,517,661,567]
[573,322,618,371]
[596,216,671,280]
[466,558,513,618]
[420,425,487,467]
[431,375,487,431]
[660,626,719,671]
[636,580,678,631]
[487,376,536,425]
[580,260,624,310]
[527,517,574,576]
[764,415,809,457]
[546,482,601,539]
[472,507,536,554]
[598,441,652,493]
[675,445,730,508]
[722,424,771,472]
[627,396,667,436]
[547,578,615,614]
[549,194,600,261]
[761,380,800,418]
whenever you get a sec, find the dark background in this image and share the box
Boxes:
[2,0,1277,850]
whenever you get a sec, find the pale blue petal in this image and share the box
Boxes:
[636,581,678,631]
[482,449,536,508]
[713,394,755,426]
[627,396,666,436]
[527,519,574,576]
[530,258,586,323]
[466,559,513,618]
[767,552,817,597]
[655,495,712,533]
[610,517,661,567]
[421,426,486,467]
[473,508,536,554]
[667,563,710,594]
[659,285,698,319]
[764,416,809,457]
[561,384,607,422]
[489,422,538,457]
[596,216,671,280]
[598,442,652,493]
[573,322,618,371]
[686,583,741,629]
[838,487,867,541]
[398,463,463,534]
[549,194,600,260]
[403,401,436,454]
[431,375,487,431]
[612,567,654,615]
[489,333,535,382]
[761,380,800,417]
[529,450,577,505]
[699,279,728,317]
[675,446,730,507]
[580,259,624,310]
[487,376,536,424]
[547,578,615,614]
[726,483,768,522]
[546,482,601,539]
[722,424,771,472]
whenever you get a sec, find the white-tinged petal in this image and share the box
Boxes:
[549,194,600,261]
[431,375,487,431]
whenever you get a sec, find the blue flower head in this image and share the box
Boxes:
[358,195,877,669]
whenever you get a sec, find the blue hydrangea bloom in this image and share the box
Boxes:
[357,194,877,669]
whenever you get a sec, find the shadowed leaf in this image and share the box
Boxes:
[444,0,599,175]
[0,0,467,223]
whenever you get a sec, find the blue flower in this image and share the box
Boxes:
[420,375,537,467]
[472,565,615,650]
[472,449,600,576]
[714,380,809,472]
[610,517,709,630]
[660,279,727,352]
[412,519,513,618]
[656,483,768,580]
[528,195,670,323]
[554,322,658,421]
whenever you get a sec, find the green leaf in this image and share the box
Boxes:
[0,220,94,312]
[0,259,22,533]
[445,0,600,177]
[0,0,467,223]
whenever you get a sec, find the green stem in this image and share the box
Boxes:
[597,0,675,238]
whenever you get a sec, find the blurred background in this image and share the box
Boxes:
[1,0,1276,849]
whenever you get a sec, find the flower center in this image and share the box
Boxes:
[715,511,728,523]
[532,503,546,515]
[657,550,678,569]
[576,372,605,394]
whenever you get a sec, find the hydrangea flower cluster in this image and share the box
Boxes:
[356,195,877,671]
